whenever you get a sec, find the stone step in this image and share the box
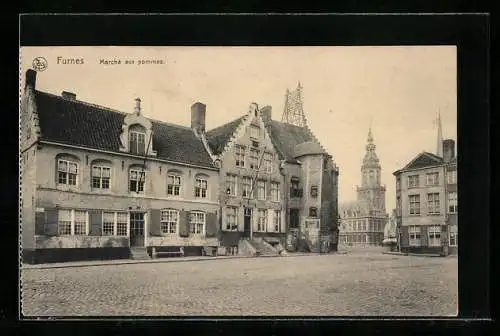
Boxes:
[129,248,151,260]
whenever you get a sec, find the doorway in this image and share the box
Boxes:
[130,212,145,247]
[290,208,300,229]
[243,207,252,238]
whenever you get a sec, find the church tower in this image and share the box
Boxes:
[356,127,386,214]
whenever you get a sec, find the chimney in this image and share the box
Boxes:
[25,69,37,89]
[191,102,206,134]
[260,106,272,123]
[134,98,142,115]
[61,91,76,100]
[442,139,455,163]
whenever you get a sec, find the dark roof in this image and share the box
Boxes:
[35,91,216,168]
[205,116,246,155]
[394,151,444,175]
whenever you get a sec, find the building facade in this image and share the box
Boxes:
[206,84,340,254]
[393,139,457,255]
[339,129,388,248]
[20,71,340,263]
[20,70,220,264]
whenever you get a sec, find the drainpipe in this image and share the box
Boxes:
[279,160,288,249]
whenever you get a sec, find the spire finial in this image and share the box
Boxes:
[436,109,443,157]
[134,97,142,115]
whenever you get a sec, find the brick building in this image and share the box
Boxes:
[20,71,340,263]
[393,138,457,255]
[339,129,388,248]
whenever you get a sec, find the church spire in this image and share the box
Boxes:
[366,126,376,152]
[436,111,443,157]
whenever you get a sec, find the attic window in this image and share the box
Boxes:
[249,125,260,139]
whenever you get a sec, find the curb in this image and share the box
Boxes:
[382,252,445,258]
[21,252,330,270]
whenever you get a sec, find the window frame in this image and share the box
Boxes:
[449,226,458,247]
[448,192,458,213]
[447,170,457,184]
[427,192,441,215]
[428,225,441,247]
[129,130,146,155]
[194,176,208,198]
[409,194,421,215]
[226,206,238,231]
[102,211,129,237]
[257,180,266,200]
[167,173,182,196]
[234,145,246,168]
[55,209,89,236]
[160,209,179,235]
[257,209,268,232]
[426,172,439,186]
[226,174,238,196]
[270,182,280,202]
[190,211,206,235]
[408,225,421,246]
[249,148,260,170]
[129,168,147,194]
[273,210,281,232]
[91,165,111,190]
[407,175,420,188]
[242,176,252,198]
[57,159,79,187]
[263,152,273,173]
[249,125,260,139]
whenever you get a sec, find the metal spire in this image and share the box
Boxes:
[281,82,307,127]
[436,111,443,157]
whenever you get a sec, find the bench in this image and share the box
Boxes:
[152,247,184,259]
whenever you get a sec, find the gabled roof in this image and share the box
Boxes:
[205,116,246,155]
[393,151,445,175]
[35,91,216,168]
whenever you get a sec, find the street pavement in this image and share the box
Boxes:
[21,252,458,316]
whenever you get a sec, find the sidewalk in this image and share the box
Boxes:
[382,251,445,258]
[21,252,325,270]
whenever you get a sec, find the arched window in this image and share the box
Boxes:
[194,174,209,198]
[56,154,80,186]
[167,170,182,196]
[129,165,147,194]
[190,211,206,235]
[91,159,112,190]
[129,124,146,155]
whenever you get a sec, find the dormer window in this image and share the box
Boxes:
[129,124,146,155]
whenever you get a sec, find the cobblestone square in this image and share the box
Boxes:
[21,252,458,316]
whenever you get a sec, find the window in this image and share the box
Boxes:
[249,148,260,170]
[57,159,78,186]
[396,196,401,216]
[396,178,401,190]
[257,209,267,232]
[92,166,111,189]
[102,211,128,236]
[129,130,146,155]
[190,211,206,235]
[426,172,439,186]
[249,125,260,139]
[409,226,421,246]
[242,176,252,198]
[290,178,302,197]
[428,225,441,247]
[235,145,245,168]
[195,177,208,198]
[263,152,273,173]
[129,168,146,193]
[257,180,266,200]
[226,174,237,196]
[270,182,280,202]
[408,175,419,188]
[226,207,238,231]
[274,210,281,232]
[448,192,458,213]
[161,210,178,234]
[311,185,318,197]
[447,170,457,184]
[167,174,181,196]
[409,194,421,215]
[309,207,318,218]
[56,209,88,236]
[427,193,440,214]
[449,226,458,247]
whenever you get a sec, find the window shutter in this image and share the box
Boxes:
[45,208,59,236]
[400,226,409,247]
[89,210,102,236]
[149,209,162,236]
[420,226,428,247]
[205,212,217,237]
[35,211,45,235]
[179,210,189,237]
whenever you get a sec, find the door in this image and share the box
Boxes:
[243,208,252,238]
[130,212,145,247]
[290,208,299,229]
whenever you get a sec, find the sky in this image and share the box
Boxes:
[20,46,457,212]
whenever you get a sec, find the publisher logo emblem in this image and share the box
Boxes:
[32,57,48,72]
